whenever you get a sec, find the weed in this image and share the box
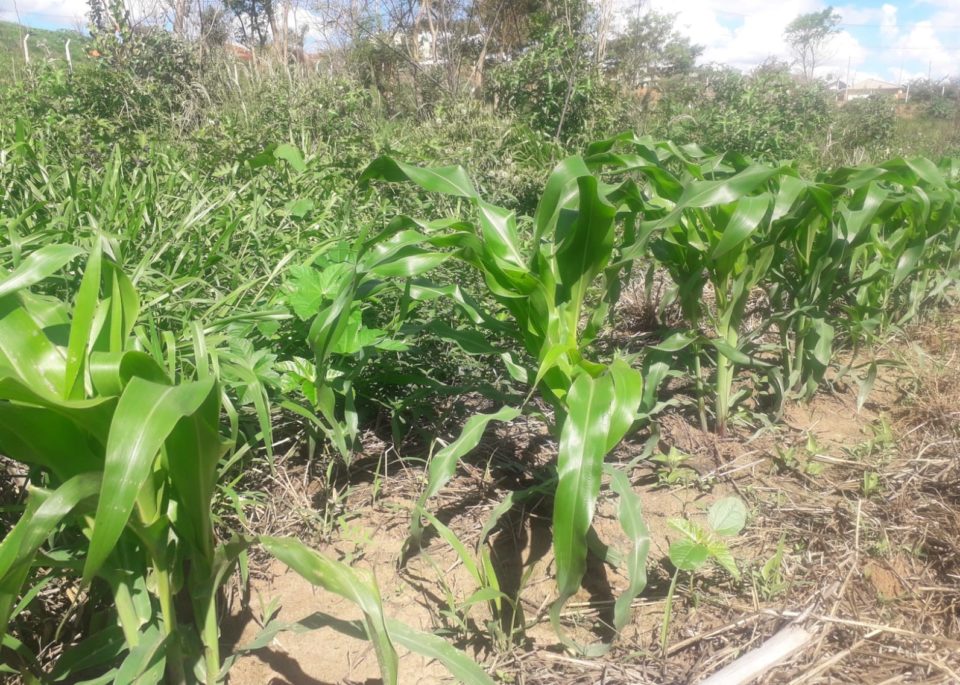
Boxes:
[661,497,747,654]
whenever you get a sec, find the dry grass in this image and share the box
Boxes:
[489,312,960,685]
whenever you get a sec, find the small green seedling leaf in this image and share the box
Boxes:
[668,538,709,571]
[707,497,747,537]
[706,540,740,580]
[287,198,315,218]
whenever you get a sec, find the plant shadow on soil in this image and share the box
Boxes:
[226,310,960,685]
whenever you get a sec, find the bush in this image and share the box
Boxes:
[487,28,618,143]
[832,96,896,156]
[653,62,831,161]
[925,97,958,119]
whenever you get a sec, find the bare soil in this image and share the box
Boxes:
[227,311,960,685]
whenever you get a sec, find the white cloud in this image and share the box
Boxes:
[820,30,869,78]
[893,21,955,80]
[0,0,88,25]
[879,4,898,40]
[0,0,172,28]
[604,1,959,81]
[835,5,881,24]
[624,0,869,75]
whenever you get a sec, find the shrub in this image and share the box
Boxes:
[653,62,832,161]
[487,28,617,143]
[832,95,896,157]
[925,97,958,119]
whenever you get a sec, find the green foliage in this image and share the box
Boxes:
[359,134,960,654]
[0,244,378,681]
[362,146,665,652]
[88,0,198,91]
[0,241,491,684]
[904,77,960,103]
[488,27,614,142]
[831,96,897,159]
[654,62,832,162]
[0,21,87,78]
[3,19,960,677]
[754,537,788,599]
[607,11,703,88]
[651,446,697,486]
[784,6,841,79]
[924,97,957,119]
[661,497,747,653]
[223,0,276,47]
[668,497,747,577]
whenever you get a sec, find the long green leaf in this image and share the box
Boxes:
[387,618,495,685]
[0,244,83,300]
[550,372,616,644]
[606,466,650,634]
[423,406,521,503]
[259,536,399,685]
[405,406,520,555]
[83,377,218,581]
[0,474,101,636]
[711,193,771,260]
[64,246,102,399]
[361,157,478,198]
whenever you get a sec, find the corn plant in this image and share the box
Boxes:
[635,153,787,434]
[0,244,491,684]
[582,135,821,432]
[764,178,853,400]
[360,152,661,652]
[282,212,481,463]
[840,160,959,332]
[356,140,960,656]
[767,158,960,401]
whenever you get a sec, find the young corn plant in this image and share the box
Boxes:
[642,156,787,434]
[360,151,658,652]
[0,244,490,684]
[764,158,957,402]
[843,160,960,334]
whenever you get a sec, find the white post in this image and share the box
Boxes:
[22,33,30,64]
[65,39,73,72]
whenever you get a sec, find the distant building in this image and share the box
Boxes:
[832,78,905,102]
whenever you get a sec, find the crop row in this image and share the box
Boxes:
[1,131,958,682]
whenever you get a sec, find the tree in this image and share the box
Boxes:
[199,3,232,52]
[784,7,840,80]
[162,0,192,35]
[224,0,276,47]
[607,11,702,89]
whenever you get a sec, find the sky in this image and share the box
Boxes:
[2,0,957,84]
[636,0,959,83]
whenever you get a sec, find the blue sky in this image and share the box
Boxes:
[2,0,957,83]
